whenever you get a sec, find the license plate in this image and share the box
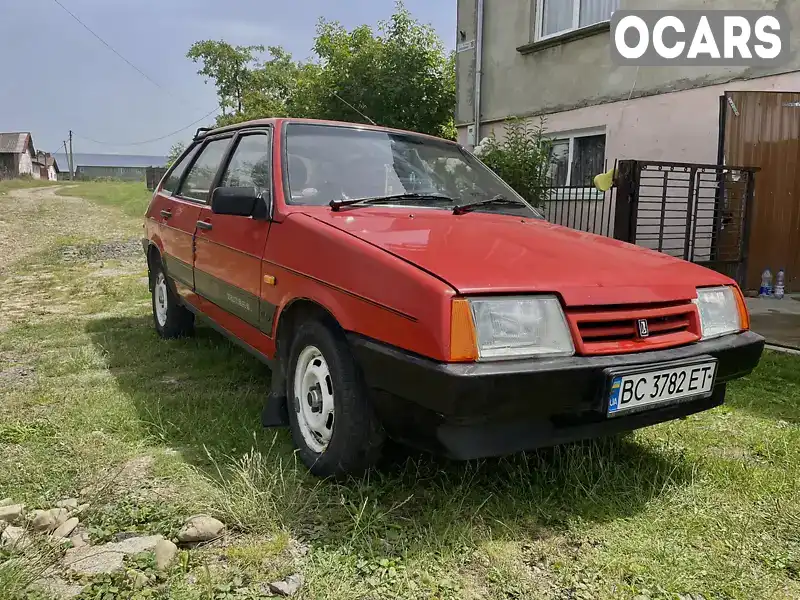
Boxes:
[607,359,717,416]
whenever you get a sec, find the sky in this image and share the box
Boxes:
[1,0,455,158]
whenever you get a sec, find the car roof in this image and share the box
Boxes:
[194,117,458,145]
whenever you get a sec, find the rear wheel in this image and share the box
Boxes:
[151,262,194,339]
[286,320,384,477]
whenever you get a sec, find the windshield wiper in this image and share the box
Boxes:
[330,193,457,212]
[453,194,527,215]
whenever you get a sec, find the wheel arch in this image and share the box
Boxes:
[274,297,343,364]
[145,241,162,291]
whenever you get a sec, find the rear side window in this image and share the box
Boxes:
[161,145,199,194]
[177,137,232,202]
[220,133,271,195]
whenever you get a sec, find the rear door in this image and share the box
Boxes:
[193,130,274,336]
[149,144,202,297]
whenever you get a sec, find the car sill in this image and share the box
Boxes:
[182,301,276,370]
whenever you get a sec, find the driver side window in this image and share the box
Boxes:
[221,132,272,196]
[178,137,231,202]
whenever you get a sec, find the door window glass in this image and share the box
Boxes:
[178,138,231,202]
[220,134,271,195]
[162,144,199,194]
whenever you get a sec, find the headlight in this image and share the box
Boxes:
[468,296,574,360]
[694,286,744,339]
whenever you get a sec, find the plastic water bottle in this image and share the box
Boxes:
[775,269,786,299]
[759,268,773,297]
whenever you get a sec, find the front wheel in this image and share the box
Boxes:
[151,262,194,339]
[286,320,384,477]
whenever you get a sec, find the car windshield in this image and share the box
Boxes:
[284,123,542,218]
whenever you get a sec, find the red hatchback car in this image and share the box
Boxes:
[143,118,764,477]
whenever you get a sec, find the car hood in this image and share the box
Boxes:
[306,208,732,306]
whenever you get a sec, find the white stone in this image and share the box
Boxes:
[65,535,164,576]
[0,498,14,507]
[268,573,304,597]
[55,498,79,511]
[69,531,89,548]
[52,517,79,539]
[154,538,178,570]
[0,504,24,524]
[30,508,69,532]
[177,515,225,544]
[1,526,29,549]
[65,548,125,576]
[109,534,164,554]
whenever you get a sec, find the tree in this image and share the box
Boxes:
[307,4,455,136]
[474,119,553,207]
[186,2,455,137]
[187,41,265,118]
[166,142,185,168]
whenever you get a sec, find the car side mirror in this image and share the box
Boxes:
[210,186,270,219]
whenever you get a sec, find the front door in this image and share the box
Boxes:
[723,91,800,291]
[193,130,274,341]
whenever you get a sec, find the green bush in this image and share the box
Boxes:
[474,118,552,207]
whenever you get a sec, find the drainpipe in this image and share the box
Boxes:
[473,0,484,148]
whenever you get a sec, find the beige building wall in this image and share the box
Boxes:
[466,71,800,166]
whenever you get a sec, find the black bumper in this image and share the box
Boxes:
[349,331,765,459]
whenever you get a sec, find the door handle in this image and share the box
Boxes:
[160,209,172,219]
[196,220,213,231]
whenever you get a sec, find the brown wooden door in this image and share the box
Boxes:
[723,91,800,292]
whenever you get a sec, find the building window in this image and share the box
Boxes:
[536,0,619,40]
[548,133,606,187]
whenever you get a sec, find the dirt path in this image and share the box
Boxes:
[0,185,144,332]
[0,186,136,273]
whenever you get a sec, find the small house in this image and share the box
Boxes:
[0,132,37,179]
[35,151,60,181]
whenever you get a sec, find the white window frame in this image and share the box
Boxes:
[534,0,614,42]
[547,128,607,199]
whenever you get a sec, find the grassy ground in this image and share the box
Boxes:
[58,181,153,218]
[1,181,799,599]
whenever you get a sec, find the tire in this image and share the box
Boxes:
[151,261,194,339]
[286,319,384,477]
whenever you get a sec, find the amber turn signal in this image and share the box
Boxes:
[732,285,750,331]
[450,298,479,362]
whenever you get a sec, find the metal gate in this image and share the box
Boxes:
[536,159,757,287]
[614,160,758,286]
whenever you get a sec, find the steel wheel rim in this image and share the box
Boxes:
[154,272,168,327]
[293,345,335,453]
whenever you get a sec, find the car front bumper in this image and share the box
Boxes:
[348,331,765,459]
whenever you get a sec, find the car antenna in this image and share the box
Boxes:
[333,92,377,126]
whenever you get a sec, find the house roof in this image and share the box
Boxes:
[0,132,32,154]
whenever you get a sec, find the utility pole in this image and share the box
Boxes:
[63,141,72,181]
[68,130,75,180]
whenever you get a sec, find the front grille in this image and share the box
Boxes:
[567,302,701,355]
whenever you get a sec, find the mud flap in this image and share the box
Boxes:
[262,364,289,427]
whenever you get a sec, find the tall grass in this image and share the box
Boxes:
[0,530,63,600]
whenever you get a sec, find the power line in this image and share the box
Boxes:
[51,0,166,92]
[72,106,222,147]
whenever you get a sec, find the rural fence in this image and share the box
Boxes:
[537,159,758,287]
